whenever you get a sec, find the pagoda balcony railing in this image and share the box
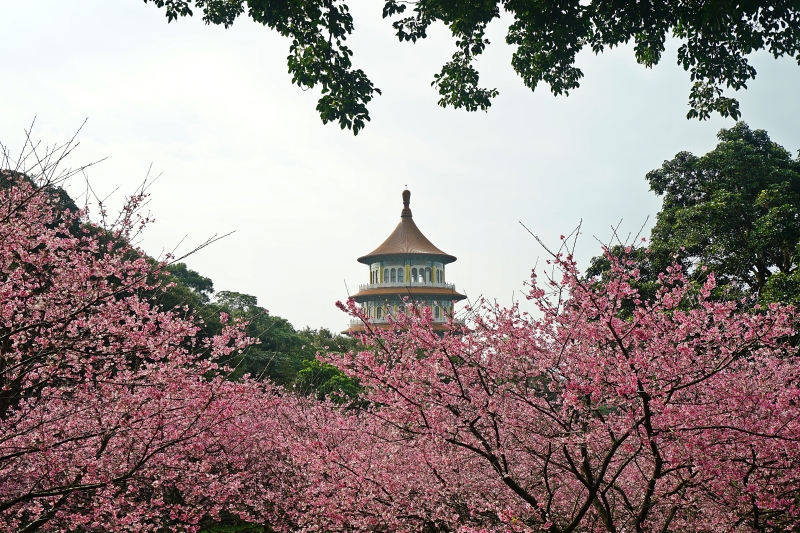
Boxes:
[349,317,463,326]
[357,281,458,292]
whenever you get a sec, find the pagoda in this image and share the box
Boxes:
[346,189,466,333]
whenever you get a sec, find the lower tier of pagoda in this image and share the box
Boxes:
[351,283,466,303]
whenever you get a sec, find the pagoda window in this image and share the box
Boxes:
[436,270,441,283]
[411,268,418,282]
[383,268,389,283]
[398,269,404,282]
[376,307,383,319]
[391,268,396,282]
[425,267,431,283]
[435,306,440,319]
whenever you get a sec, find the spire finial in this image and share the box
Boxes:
[401,189,412,218]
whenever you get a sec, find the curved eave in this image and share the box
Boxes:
[357,252,457,265]
[351,286,467,302]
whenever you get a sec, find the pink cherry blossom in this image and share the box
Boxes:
[318,246,800,532]
[0,176,290,532]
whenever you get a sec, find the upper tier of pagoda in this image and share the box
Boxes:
[345,189,466,334]
[357,189,457,265]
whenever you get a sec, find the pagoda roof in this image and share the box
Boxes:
[358,190,457,265]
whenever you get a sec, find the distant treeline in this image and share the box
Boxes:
[156,262,361,401]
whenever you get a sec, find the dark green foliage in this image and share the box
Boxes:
[294,327,360,401]
[1,170,81,232]
[198,515,266,533]
[143,0,800,131]
[143,0,379,134]
[134,259,363,393]
[142,269,361,392]
[296,358,361,402]
[219,292,308,383]
[432,51,498,111]
[168,263,215,302]
[152,263,216,319]
[148,263,225,351]
[176,288,358,396]
[760,270,800,306]
[297,325,359,354]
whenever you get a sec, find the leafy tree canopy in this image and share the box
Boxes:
[648,122,800,298]
[167,262,215,301]
[144,0,800,133]
[296,358,361,403]
[590,122,800,305]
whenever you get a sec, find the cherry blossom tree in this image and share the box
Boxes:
[0,139,293,532]
[323,242,800,533]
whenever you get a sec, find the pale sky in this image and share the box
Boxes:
[3,1,800,331]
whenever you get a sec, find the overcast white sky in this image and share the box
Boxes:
[2,1,800,331]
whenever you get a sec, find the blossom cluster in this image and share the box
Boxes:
[0,178,290,532]
[320,250,800,532]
